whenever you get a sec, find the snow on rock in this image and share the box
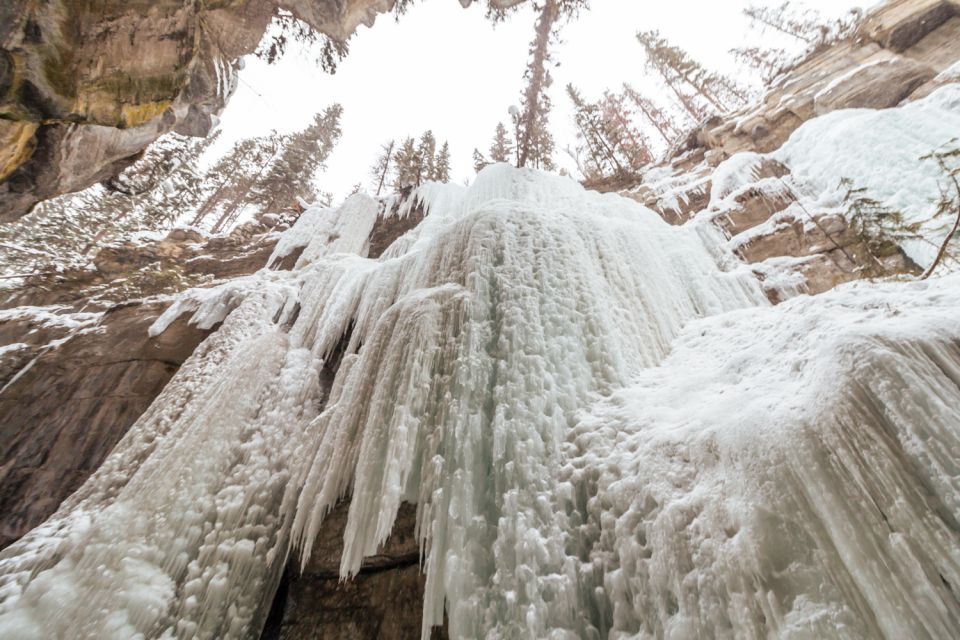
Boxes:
[934,60,960,83]
[267,193,381,268]
[708,152,769,208]
[774,83,960,268]
[1,164,958,639]
[0,306,103,332]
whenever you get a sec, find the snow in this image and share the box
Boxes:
[933,60,960,83]
[266,193,380,268]
[1,165,959,639]
[0,342,29,357]
[709,152,777,208]
[0,306,103,331]
[774,84,960,268]
[566,274,960,638]
[812,58,890,103]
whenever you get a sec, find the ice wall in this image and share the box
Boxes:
[1,165,957,639]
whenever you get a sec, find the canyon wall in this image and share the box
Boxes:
[0,0,397,222]
[0,0,958,638]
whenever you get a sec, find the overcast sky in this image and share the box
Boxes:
[208,0,873,201]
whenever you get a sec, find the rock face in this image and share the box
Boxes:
[626,0,957,299]
[0,304,211,549]
[262,502,445,640]
[0,203,427,619]
[672,0,960,163]
[0,0,400,222]
[0,208,309,550]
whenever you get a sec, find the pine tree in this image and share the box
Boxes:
[637,30,747,118]
[621,83,685,144]
[0,132,220,276]
[473,149,490,174]
[567,84,621,178]
[386,132,452,189]
[489,122,514,163]
[393,137,422,190]
[244,104,343,217]
[206,134,285,232]
[433,142,451,182]
[418,131,437,182]
[515,0,561,170]
[742,3,863,54]
[256,9,350,74]
[730,46,789,83]
[600,91,652,172]
[190,134,282,228]
[743,2,821,44]
[370,139,395,196]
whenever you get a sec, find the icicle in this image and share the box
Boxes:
[4,165,956,640]
[288,165,766,639]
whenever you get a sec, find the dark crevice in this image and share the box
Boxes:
[301,552,422,580]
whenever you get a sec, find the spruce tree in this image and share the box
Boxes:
[743,2,820,44]
[473,149,490,174]
[433,142,452,182]
[418,131,437,182]
[0,132,219,276]
[515,0,561,170]
[600,91,652,172]
[489,122,514,164]
[637,30,748,117]
[567,84,621,178]
[244,104,343,216]
[730,46,789,84]
[393,137,421,190]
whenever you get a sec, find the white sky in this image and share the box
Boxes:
[209,0,872,200]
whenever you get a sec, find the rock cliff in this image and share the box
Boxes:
[0,0,399,222]
[626,0,960,299]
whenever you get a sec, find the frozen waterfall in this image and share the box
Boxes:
[1,165,958,639]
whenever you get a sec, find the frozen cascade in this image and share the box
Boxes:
[0,164,957,639]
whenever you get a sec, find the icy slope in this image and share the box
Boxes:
[1,165,958,639]
[567,275,960,638]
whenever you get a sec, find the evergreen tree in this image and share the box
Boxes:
[730,46,789,83]
[418,131,437,182]
[370,139,395,196]
[205,134,285,232]
[567,84,621,178]
[600,91,652,172]
[621,83,685,144]
[0,132,219,276]
[244,104,343,216]
[388,132,452,189]
[473,149,490,174]
[637,30,747,118]
[489,122,514,163]
[190,133,283,228]
[743,2,822,44]
[433,142,452,182]
[256,9,350,74]
[393,137,422,190]
[513,0,591,170]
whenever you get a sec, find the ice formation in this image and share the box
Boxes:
[1,164,959,639]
